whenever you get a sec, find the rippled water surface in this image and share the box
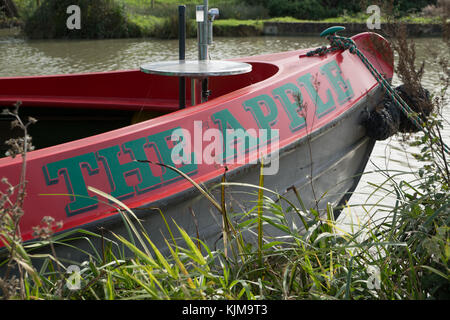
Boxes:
[0,34,448,220]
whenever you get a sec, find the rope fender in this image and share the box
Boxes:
[361,84,431,141]
[307,28,449,154]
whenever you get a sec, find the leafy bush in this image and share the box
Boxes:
[214,2,269,20]
[242,0,436,19]
[24,0,140,39]
[396,0,438,14]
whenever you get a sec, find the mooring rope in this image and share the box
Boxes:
[306,33,450,155]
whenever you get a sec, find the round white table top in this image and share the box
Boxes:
[140,60,252,78]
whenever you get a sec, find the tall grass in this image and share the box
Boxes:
[1,114,448,299]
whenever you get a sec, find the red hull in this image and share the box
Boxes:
[0,32,393,246]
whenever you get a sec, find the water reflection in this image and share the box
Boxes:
[1,36,327,76]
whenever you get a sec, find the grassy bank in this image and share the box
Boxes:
[126,15,264,38]
[1,0,446,39]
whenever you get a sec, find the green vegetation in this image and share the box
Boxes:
[120,0,268,38]
[23,0,140,39]
[265,11,440,24]
[0,0,444,39]
[1,111,448,299]
[242,0,439,21]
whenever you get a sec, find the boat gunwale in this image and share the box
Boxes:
[0,32,391,165]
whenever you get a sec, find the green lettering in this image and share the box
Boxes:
[320,60,354,104]
[211,109,258,162]
[43,153,99,216]
[148,128,197,181]
[297,73,335,118]
[97,138,159,200]
[272,83,306,132]
[243,94,278,130]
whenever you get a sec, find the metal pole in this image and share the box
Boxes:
[191,79,196,106]
[178,5,186,109]
[201,0,208,103]
[198,0,208,61]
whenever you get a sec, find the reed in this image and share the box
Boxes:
[1,85,448,300]
[1,125,448,299]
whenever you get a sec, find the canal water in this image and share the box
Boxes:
[0,34,448,227]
